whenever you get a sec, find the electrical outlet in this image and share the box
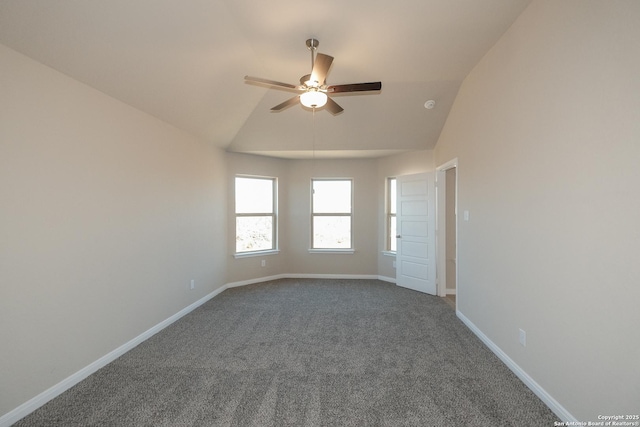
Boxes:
[392,261,396,268]
[190,279,195,290]
[261,259,266,267]
[519,328,526,347]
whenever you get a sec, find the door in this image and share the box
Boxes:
[396,172,436,294]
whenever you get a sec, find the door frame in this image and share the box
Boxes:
[436,158,458,298]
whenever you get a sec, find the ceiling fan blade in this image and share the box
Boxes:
[325,97,344,114]
[310,53,334,85]
[327,82,382,93]
[245,76,299,90]
[271,96,300,111]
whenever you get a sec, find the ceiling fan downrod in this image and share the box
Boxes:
[306,38,319,71]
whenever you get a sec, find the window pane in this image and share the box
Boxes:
[390,216,397,252]
[236,177,273,213]
[313,216,351,248]
[236,216,273,252]
[389,178,397,214]
[313,180,351,214]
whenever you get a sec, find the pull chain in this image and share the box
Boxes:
[312,107,316,165]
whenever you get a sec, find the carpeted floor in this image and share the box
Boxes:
[15,278,559,426]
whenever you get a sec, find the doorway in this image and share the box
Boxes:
[436,159,458,307]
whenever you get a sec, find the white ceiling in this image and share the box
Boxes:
[0,0,531,159]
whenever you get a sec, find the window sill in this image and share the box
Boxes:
[382,251,397,257]
[308,249,355,254]
[234,249,280,259]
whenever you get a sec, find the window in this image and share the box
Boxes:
[235,176,276,254]
[311,179,352,249]
[387,177,397,252]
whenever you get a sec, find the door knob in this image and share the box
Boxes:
[396,235,401,238]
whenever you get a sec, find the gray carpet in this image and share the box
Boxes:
[15,279,559,426]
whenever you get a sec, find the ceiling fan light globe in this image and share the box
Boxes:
[300,90,327,108]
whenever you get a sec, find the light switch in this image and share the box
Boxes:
[463,210,470,221]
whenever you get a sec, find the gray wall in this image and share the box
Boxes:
[287,158,381,276]
[0,44,228,416]
[434,0,640,420]
[225,150,436,284]
[226,157,382,280]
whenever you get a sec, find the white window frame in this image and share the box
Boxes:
[310,178,354,253]
[234,175,278,257]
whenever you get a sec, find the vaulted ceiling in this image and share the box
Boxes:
[0,0,531,159]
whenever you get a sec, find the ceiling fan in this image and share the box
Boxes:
[245,39,382,114]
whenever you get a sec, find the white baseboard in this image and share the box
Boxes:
[226,274,383,288]
[286,273,380,280]
[1,273,394,426]
[225,274,289,288]
[456,310,576,423]
[446,287,456,295]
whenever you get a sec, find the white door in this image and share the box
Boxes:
[396,172,436,295]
